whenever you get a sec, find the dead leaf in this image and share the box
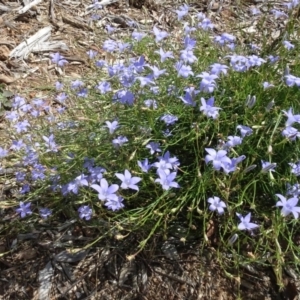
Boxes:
[0,45,10,60]
[15,248,37,260]
[0,74,15,84]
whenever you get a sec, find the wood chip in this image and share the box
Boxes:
[62,15,93,31]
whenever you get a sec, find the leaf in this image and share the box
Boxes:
[2,90,13,97]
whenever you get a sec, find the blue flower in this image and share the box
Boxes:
[105,120,119,134]
[275,194,300,218]
[138,158,152,173]
[78,205,92,220]
[115,170,141,191]
[200,97,221,119]
[39,208,52,219]
[153,26,169,42]
[16,202,32,218]
[50,52,68,67]
[155,169,179,190]
[160,114,178,126]
[207,196,226,215]
[105,196,125,211]
[91,178,119,201]
[237,213,259,231]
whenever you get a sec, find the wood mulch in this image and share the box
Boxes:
[0,0,299,299]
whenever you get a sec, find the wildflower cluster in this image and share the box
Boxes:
[3,1,300,255]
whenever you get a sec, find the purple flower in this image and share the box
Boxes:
[179,91,196,107]
[5,111,19,122]
[117,42,131,52]
[180,49,197,64]
[285,74,300,87]
[148,65,167,79]
[271,9,288,19]
[103,39,117,52]
[250,7,261,15]
[222,155,246,174]
[86,49,98,59]
[12,95,26,109]
[55,81,64,90]
[138,158,152,173]
[39,208,52,219]
[155,48,174,62]
[247,55,266,67]
[14,120,30,133]
[224,136,243,148]
[197,72,218,93]
[105,120,119,134]
[96,81,111,94]
[96,60,106,68]
[175,62,194,78]
[204,148,232,172]
[15,171,26,182]
[214,33,236,46]
[88,166,106,182]
[144,99,158,109]
[283,40,295,50]
[282,108,300,127]
[183,36,197,50]
[105,196,124,211]
[113,90,135,105]
[0,147,8,158]
[42,134,58,152]
[174,4,189,20]
[210,63,229,76]
[237,125,253,137]
[155,169,179,190]
[200,97,221,119]
[112,136,128,148]
[198,18,214,30]
[263,82,274,90]
[227,54,249,72]
[77,88,88,98]
[268,55,279,64]
[160,114,178,126]
[197,12,206,20]
[275,194,300,218]
[289,161,300,176]
[31,163,46,181]
[106,25,116,34]
[207,196,226,215]
[10,140,25,151]
[282,126,300,140]
[20,184,30,194]
[146,142,161,155]
[16,202,32,218]
[115,169,141,191]
[78,205,92,220]
[56,92,68,103]
[50,52,68,67]
[132,31,146,41]
[136,76,155,87]
[91,178,119,201]
[153,26,169,42]
[183,24,196,34]
[71,80,84,90]
[261,160,277,172]
[237,213,259,231]
[287,182,300,197]
[66,174,89,194]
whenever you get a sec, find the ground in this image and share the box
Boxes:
[0,0,299,299]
